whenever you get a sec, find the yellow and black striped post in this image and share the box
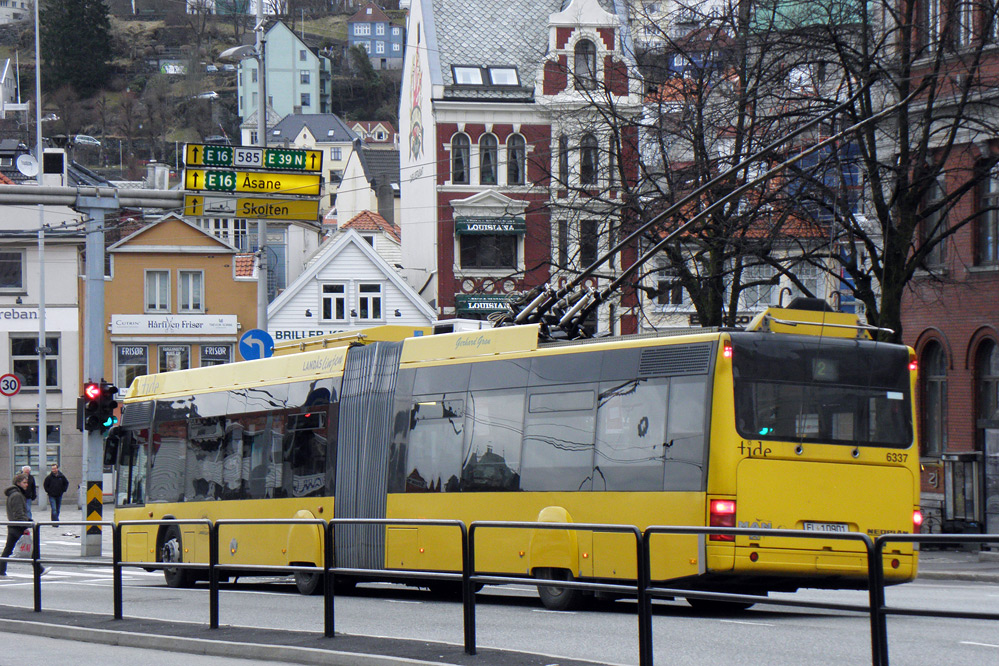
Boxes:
[86,481,103,535]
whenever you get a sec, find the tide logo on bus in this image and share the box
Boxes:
[738,441,773,457]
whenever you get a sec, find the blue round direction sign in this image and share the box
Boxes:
[239,329,274,361]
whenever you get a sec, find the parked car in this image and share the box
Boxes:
[203,135,231,145]
[222,64,237,72]
[73,135,101,147]
[206,64,219,73]
[193,91,220,100]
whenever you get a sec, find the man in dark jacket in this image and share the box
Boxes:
[1,473,31,576]
[43,464,70,523]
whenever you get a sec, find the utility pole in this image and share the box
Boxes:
[256,0,269,333]
[78,192,117,557]
[33,0,47,512]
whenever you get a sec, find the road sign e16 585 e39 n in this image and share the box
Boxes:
[184,143,323,173]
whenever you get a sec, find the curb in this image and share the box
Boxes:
[0,617,458,666]
[917,572,999,583]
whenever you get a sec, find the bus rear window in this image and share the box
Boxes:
[730,335,912,448]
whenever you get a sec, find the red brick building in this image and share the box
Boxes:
[398,0,642,333]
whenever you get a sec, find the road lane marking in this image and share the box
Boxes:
[960,641,999,649]
[720,619,776,627]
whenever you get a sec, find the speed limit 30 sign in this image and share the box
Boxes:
[0,373,21,397]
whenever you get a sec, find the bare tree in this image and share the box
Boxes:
[116,92,143,178]
[216,0,251,40]
[535,0,999,342]
[185,0,217,54]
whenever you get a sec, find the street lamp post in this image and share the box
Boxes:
[220,10,269,333]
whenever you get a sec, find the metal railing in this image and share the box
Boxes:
[3,517,998,666]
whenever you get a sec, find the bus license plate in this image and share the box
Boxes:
[803,521,849,532]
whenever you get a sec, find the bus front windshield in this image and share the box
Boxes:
[731,335,913,448]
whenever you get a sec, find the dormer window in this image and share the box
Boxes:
[488,67,519,86]
[454,66,484,85]
[574,39,598,90]
[453,66,520,86]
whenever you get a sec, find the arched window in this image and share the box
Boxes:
[451,133,470,184]
[574,39,597,90]
[977,340,999,446]
[479,133,498,185]
[580,134,599,185]
[507,134,526,185]
[922,341,947,457]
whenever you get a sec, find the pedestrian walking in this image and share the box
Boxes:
[43,464,70,524]
[0,472,47,576]
[20,466,37,520]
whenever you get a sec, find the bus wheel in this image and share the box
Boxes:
[536,568,585,611]
[161,526,194,588]
[294,571,323,595]
[295,571,357,595]
[686,596,756,612]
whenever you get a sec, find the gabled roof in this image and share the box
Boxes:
[270,114,359,144]
[353,142,400,185]
[341,210,401,243]
[108,213,240,252]
[268,228,435,321]
[348,2,392,23]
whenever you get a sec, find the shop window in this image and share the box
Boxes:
[460,234,517,269]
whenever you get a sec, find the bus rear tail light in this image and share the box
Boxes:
[709,499,736,541]
[913,509,923,531]
[722,343,733,359]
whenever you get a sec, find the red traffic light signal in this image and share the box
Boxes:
[83,382,102,431]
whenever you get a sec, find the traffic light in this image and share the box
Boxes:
[99,381,119,430]
[83,382,102,431]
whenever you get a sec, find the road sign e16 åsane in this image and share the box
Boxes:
[184,169,322,196]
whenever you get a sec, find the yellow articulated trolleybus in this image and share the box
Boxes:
[108,302,922,610]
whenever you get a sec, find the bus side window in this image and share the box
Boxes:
[405,397,464,492]
[521,388,596,492]
[461,388,524,491]
[594,378,668,491]
[664,376,708,491]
